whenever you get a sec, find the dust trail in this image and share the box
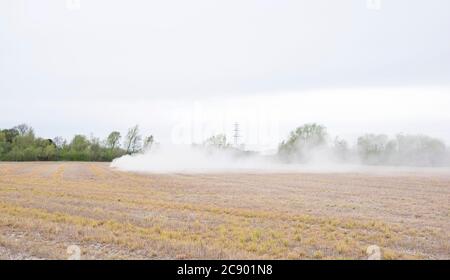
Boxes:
[110,145,366,173]
[110,141,450,173]
[111,145,275,173]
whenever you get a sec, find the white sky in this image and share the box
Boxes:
[1,0,449,150]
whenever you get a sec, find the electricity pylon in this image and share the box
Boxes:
[233,122,240,148]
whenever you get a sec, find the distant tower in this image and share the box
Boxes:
[233,122,240,147]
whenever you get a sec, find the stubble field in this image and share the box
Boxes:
[0,162,448,259]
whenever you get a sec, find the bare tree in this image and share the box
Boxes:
[124,125,141,154]
[143,135,154,151]
[53,136,66,148]
[14,124,33,136]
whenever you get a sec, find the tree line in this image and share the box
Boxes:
[2,123,449,166]
[278,123,449,167]
[198,124,449,166]
[0,124,154,162]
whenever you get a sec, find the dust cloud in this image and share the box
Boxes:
[110,145,450,174]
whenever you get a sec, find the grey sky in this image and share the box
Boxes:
[1,0,450,149]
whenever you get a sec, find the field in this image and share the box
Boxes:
[0,162,449,260]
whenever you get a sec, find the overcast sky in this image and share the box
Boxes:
[1,0,449,150]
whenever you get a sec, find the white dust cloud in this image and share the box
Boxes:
[110,144,385,174]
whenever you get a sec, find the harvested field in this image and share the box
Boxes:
[0,162,448,260]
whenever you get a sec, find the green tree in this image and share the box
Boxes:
[42,144,57,161]
[70,135,90,152]
[0,125,128,162]
[278,123,328,162]
[357,134,390,164]
[106,131,121,149]
[0,131,8,159]
[2,128,19,143]
[67,135,90,161]
[203,134,230,149]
